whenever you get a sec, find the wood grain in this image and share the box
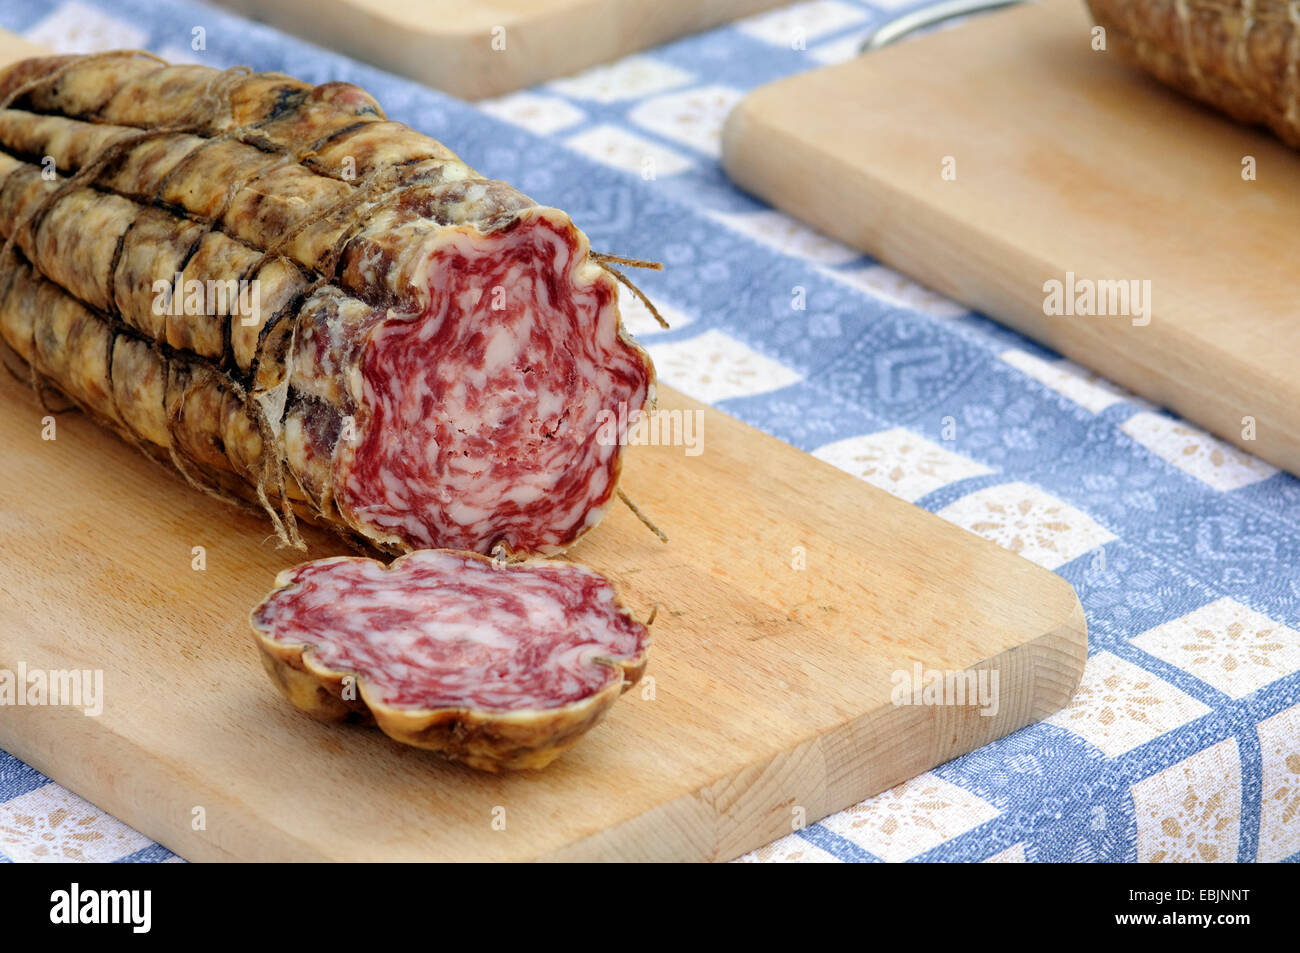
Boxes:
[722,0,1300,475]
[0,30,1086,861]
[0,363,1085,860]
[214,0,791,100]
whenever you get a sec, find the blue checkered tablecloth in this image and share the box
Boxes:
[1,0,1297,864]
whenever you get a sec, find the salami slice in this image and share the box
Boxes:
[250,549,650,770]
[0,52,654,555]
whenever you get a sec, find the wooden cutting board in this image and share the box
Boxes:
[214,0,790,100]
[0,366,1086,861]
[723,0,1300,477]
[0,32,1085,863]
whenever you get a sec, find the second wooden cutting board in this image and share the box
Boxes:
[215,0,790,100]
[723,0,1300,476]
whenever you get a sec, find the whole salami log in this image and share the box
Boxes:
[0,52,654,555]
[1087,0,1300,149]
[251,549,650,770]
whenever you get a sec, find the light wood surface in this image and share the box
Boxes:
[0,373,1085,861]
[722,0,1300,476]
[214,0,790,100]
[0,29,1086,862]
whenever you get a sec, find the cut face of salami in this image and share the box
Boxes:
[338,211,650,553]
[0,52,654,556]
[251,550,650,770]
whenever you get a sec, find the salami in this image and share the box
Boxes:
[1087,0,1300,149]
[0,52,654,555]
[250,549,650,770]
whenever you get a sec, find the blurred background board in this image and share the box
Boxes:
[215,0,792,99]
[723,0,1300,476]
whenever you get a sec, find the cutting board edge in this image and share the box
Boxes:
[0,707,327,862]
[540,587,1088,862]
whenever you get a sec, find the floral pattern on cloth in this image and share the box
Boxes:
[0,0,1297,863]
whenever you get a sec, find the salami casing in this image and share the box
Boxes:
[0,52,654,555]
[250,549,650,770]
[1087,0,1300,149]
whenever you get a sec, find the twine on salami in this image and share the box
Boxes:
[591,253,670,330]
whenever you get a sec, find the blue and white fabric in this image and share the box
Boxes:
[0,0,1297,864]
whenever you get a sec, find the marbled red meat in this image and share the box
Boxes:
[0,52,654,556]
[335,212,651,553]
[250,549,650,770]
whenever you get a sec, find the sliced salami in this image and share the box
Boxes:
[0,52,655,556]
[250,549,650,770]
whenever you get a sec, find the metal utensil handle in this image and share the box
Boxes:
[861,0,1027,52]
